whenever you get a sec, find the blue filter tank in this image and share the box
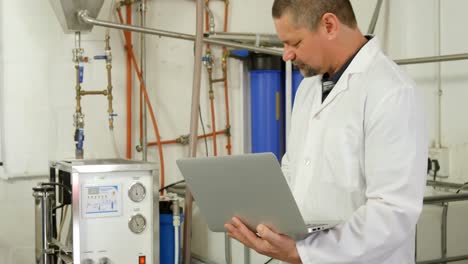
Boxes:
[249,54,285,160]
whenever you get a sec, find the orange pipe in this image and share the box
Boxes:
[205,0,210,32]
[118,9,166,195]
[209,95,218,155]
[148,139,178,146]
[205,0,218,156]
[148,130,226,146]
[200,130,225,139]
[125,6,133,159]
[223,0,232,155]
[223,0,229,33]
[222,51,232,155]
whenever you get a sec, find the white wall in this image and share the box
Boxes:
[1,0,468,263]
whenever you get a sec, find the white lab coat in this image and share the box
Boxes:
[281,37,428,264]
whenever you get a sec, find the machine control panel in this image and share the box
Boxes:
[76,169,155,264]
[82,185,121,218]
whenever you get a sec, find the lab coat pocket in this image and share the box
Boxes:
[321,121,364,191]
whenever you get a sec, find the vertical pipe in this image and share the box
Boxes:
[222,51,232,155]
[74,32,84,160]
[244,246,250,264]
[207,65,218,156]
[367,0,384,35]
[105,34,114,130]
[222,0,232,155]
[126,5,133,159]
[435,0,442,148]
[441,203,448,264]
[224,234,232,264]
[221,2,233,260]
[141,0,148,161]
[183,0,204,262]
[173,199,181,264]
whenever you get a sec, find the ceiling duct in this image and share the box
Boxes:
[49,0,104,33]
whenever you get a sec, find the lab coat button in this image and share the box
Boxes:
[305,159,311,166]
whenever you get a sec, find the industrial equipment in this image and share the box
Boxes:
[33,159,159,264]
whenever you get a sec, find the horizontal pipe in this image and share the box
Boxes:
[207,32,282,47]
[78,11,468,65]
[78,10,283,56]
[417,254,468,264]
[395,53,468,65]
[80,90,108,96]
[426,180,465,189]
[423,193,468,204]
[211,78,226,83]
[147,130,226,146]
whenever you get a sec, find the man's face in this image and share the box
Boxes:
[274,13,327,77]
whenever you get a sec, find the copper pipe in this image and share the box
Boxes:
[147,130,226,147]
[209,94,218,155]
[222,0,232,155]
[211,78,225,83]
[75,66,82,113]
[80,90,108,96]
[147,139,178,146]
[105,34,114,130]
[222,49,232,155]
[205,48,218,156]
[200,130,225,139]
[74,32,84,160]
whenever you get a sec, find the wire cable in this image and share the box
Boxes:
[53,203,66,211]
[264,257,274,264]
[58,205,69,242]
[456,182,468,194]
[159,179,186,193]
[41,182,72,194]
[199,105,209,157]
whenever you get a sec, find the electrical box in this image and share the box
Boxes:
[52,159,159,264]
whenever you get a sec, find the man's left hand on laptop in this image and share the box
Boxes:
[225,217,301,264]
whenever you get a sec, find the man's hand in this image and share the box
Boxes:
[224,217,302,264]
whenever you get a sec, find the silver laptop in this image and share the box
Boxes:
[176,152,340,239]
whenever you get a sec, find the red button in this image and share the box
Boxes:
[139,256,146,264]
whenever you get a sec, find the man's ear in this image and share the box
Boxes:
[321,12,339,39]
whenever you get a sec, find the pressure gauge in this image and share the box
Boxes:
[128,182,146,202]
[128,214,147,234]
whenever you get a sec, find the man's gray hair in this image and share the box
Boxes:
[272,0,358,30]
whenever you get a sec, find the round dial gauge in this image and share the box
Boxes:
[128,214,147,234]
[128,182,146,202]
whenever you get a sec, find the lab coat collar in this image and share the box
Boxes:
[313,36,381,116]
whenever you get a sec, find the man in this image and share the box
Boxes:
[225,0,428,263]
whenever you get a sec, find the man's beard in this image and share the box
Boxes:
[293,60,316,77]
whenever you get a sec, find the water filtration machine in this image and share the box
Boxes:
[33,159,159,264]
